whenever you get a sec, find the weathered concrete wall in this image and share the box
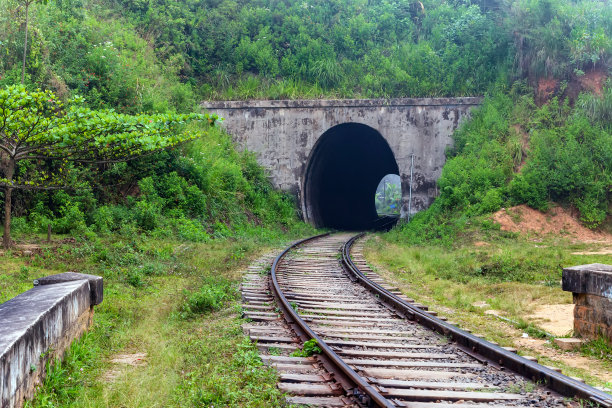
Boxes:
[0,273,103,408]
[202,98,481,220]
[563,263,612,340]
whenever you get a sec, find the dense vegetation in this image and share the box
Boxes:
[2,0,610,106]
[0,0,608,240]
[4,124,300,243]
[389,82,612,245]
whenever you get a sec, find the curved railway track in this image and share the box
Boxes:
[241,233,612,407]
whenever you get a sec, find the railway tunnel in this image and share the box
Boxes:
[302,123,400,230]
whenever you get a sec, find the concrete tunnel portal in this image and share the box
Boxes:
[302,123,400,230]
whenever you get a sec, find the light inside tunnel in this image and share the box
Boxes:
[375,174,401,217]
[303,123,400,230]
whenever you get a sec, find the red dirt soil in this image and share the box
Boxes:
[578,68,607,96]
[536,77,559,106]
[492,205,612,242]
[536,68,608,105]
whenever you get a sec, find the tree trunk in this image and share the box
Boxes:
[2,157,15,249]
[3,187,12,249]
[21,2,30,85]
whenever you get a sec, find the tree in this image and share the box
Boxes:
[18,0,47,84]
[0,85,218,248]
[375,180,401,215]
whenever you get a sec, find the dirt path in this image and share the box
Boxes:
[527,304,574,336]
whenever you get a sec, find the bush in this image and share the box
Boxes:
[134,201,161,231]
[29,201,53,234]
[92,206,113,233]
[11,217,28,234]
[179,281,233,319]
[53,202,87,234]
[173,218,210,242]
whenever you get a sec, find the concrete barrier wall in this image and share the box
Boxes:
[563,263,612,341]
[0,272,103,408]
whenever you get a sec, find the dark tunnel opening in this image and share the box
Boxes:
[303,123,400,230]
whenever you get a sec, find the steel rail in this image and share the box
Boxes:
[269,233,396,408]
[342,233,612,408]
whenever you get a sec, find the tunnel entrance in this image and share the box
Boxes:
[302,123,400,230]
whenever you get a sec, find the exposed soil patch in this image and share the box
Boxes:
[515,337,612,381]
[538,68,608,104]
[572,248,612,255]
[0,243,43,257]
[578,68,608,96]
[492,205,612,242]
[103,352,147,382]
[536,77,559,106]
[110,352,147,365]
[0,237,81,257]
[527,304,574,337]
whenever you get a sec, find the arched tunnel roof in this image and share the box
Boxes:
[303,123,400,230]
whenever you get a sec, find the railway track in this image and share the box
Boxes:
[241,233,612,407]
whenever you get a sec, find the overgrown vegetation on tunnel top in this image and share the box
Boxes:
[3,0,611,105]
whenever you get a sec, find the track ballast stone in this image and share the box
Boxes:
[241,235,580,407]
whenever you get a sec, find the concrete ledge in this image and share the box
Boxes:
[34,272,103,305]
[562,263,612,298]
[0,273,103,408]
[563,264,612,341]
[201,97,484,110]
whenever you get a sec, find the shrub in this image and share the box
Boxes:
[134,201,161,231]
[92,206,113,233]
[53,202,87,234]
[29,201,53,234]
[179,281,233,318]
[173,218,210,242]
[11,217,28,234]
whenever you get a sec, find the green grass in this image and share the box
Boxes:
[581,337,612,364]
[0,226,314,408]
[364,228,612,384]
[367,228,612,315]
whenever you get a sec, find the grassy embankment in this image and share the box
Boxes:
[364,228,612,386]
[1,224,314,407]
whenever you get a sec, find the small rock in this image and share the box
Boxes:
[472,301,489,308]
[553,337,583,351]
